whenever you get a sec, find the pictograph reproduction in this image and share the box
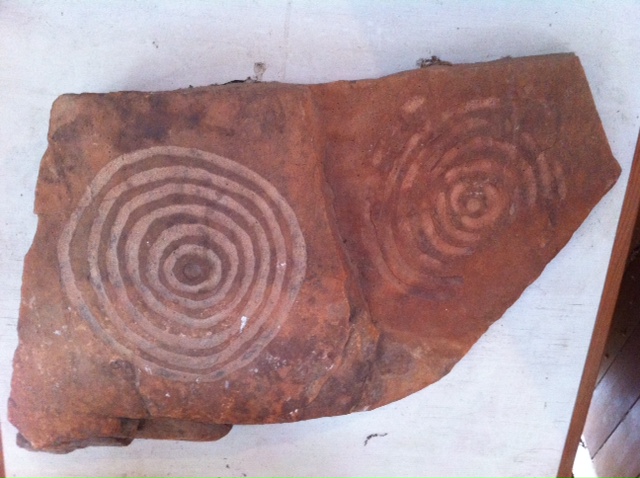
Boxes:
[10,54,621,452]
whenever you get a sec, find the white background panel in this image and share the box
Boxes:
[1,1,639,476]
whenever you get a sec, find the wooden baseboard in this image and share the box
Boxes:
[557,129,640,477]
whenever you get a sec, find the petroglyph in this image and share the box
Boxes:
[366,98,566,297]
[58,146,306,381]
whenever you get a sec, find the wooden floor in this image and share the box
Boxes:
[583,198,640,477]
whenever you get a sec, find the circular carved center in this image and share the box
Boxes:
[183,262,205,281]
[464,196,483,215]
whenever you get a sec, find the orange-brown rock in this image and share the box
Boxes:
[9,53,620,452]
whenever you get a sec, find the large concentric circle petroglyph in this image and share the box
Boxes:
[58,146,306,381]
[368,97,565,297]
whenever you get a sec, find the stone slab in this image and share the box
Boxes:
[9,53,620,452]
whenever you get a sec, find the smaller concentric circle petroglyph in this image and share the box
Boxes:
[58,146,306,381]
[367,97,565,297]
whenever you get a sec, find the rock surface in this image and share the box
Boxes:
[9,53,620,452]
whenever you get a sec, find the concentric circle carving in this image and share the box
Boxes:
[58,146,306,381]
[367,97,565,296]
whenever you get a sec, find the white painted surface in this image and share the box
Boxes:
[1,1,639,476]
[573,440,597,478]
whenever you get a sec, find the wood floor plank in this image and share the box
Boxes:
[597,254,640,383]
[584,320,640,455]
[629,199,640,257]
[593,396,640,478]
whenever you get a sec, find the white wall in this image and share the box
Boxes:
[1,1,639,476]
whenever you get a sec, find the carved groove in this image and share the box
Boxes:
[58,146,306,381]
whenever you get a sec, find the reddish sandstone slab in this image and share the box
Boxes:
[9,54,619,452]
[314,54,621,407]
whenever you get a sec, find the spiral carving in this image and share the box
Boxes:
[367,97,565,297]
[58,146,306,381]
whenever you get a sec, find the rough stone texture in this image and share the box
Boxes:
[9,53,620,452]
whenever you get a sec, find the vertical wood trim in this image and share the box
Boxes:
[558,129,640,477]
